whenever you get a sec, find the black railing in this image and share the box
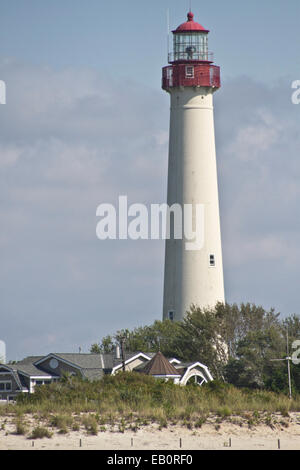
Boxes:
[168,51,214,63]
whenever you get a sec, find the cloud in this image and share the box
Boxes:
[215,77,300,310]
[226,109,282,162]
[0,60,168,359]
[0,62,299,359]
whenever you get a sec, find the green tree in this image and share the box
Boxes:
[225,325,285,388]
[90,343,101,354]
[90,336,115,354]
[173,304,228,378]
[91,303,300,392]
[216,302,281,358]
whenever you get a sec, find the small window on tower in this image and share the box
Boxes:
[210,254,215,267]
[168,311,174,321]
[185,66,194,78]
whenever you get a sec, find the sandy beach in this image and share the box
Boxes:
[1,413,300,450]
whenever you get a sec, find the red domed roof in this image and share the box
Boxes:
[173,12,209,34]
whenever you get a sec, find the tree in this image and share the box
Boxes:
[90,303,300,391]
[90,343,101,354]
[90,336,115,354]
[172,304,228,378]
[216,302,281,359]
[97,321,182,358]
[225,325,285,388]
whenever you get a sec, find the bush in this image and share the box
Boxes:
[31,427,53,439]
[50,414,73,430]
[15,419,27,435]
[195,414,207,428]
[8,371,300,424]
[217,406,232,418]
[82,415,98,435]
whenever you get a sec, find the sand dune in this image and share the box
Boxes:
[1,413,300,450]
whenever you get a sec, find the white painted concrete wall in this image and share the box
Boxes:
[163,86,225,321]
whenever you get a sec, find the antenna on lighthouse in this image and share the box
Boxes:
[167,9,170,56]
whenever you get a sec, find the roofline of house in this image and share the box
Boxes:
[17,371,59,379]
[34,353,85,372]
[111,352,152,375]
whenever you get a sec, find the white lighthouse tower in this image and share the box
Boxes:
[162,11,225,322]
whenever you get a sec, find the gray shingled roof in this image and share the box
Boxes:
[81,368,104,381]
[5,351,153,382]
[45,352,146,371]
[13,356,53,377]
[52,353,104,369]
[16,364,54,377]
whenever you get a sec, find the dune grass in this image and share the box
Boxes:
[0,372,299,435]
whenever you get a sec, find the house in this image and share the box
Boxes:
[136,351,213,386]
[0,350,213,401]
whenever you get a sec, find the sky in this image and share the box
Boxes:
[1,0,300,361]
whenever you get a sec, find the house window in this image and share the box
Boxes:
[0,381,12,391]
[209,254,215,267]
[185,66,194,78]
[49,358,59,369]
[168,311,174,321]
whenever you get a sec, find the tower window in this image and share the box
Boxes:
[185,66,194,78]
[168,311,174,321]
[209,255,215,267]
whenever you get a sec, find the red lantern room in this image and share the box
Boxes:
[162,12,220,90]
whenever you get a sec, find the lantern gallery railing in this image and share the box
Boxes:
[168,51,214,63]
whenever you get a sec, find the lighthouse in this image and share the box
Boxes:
[162,12,225,322]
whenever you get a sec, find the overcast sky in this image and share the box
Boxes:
[1,0,300,361]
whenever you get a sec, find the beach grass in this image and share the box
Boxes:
[1,372,299,435]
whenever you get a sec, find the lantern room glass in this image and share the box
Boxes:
[173,32,209,61]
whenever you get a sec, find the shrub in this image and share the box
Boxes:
[50,414,73,429]
[31,427,53,439]
[278,406,290,418]
[217,406,232,419]
[158,417,168,430]
[72,422,80,431]
[195,415,207,428]
[7,371,300,425]
[58,426,68,434]
[82,415,98,435]
[118,423,125,433]
[15,419,27,435]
